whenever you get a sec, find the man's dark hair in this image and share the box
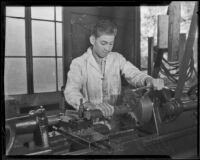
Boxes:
[91,19,118,38]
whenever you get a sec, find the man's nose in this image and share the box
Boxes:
[105,45,111,52]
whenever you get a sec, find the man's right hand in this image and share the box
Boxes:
[96,103,114,118]
[83,102,97,110]
[83,102,114,118]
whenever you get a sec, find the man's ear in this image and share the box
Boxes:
[89,35,95,45]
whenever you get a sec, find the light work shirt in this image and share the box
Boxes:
[64,47,152,110]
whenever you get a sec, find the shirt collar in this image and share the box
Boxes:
[87,47,101,72]
[86,47,110,74]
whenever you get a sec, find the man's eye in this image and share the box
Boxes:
[101,42,106,45]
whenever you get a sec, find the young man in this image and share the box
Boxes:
[64,19,164,118]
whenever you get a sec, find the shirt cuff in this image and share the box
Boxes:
[144,77,153,86]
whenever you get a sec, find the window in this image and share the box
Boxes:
[4,6,63,95]
[140,2,196,70]
[140,6,168,71]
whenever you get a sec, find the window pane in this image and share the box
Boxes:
[56,7,62,21]
[57,58,63,91]
[6,6,25,17]
[32,20,55,56]
[31,7,54,20]
[56,23,62,56]
[33,58,56,93]
[5,18,26,56]
[4,58,27,95]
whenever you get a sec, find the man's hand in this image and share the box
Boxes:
[83,102,96,110]
[83,102,114,118]
[96,103,114,118]
[145,77,165,90]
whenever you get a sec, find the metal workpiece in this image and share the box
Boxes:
[83,104,132,120]
[83,109,103,120]
[131,86,151,92]
[114,104,132,114]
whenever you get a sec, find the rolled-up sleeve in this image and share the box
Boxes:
[64,59,87,110]
[118,54,152,87]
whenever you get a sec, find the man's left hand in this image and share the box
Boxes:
[146,77,165,90]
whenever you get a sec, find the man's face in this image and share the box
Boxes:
[92,34,115,58]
